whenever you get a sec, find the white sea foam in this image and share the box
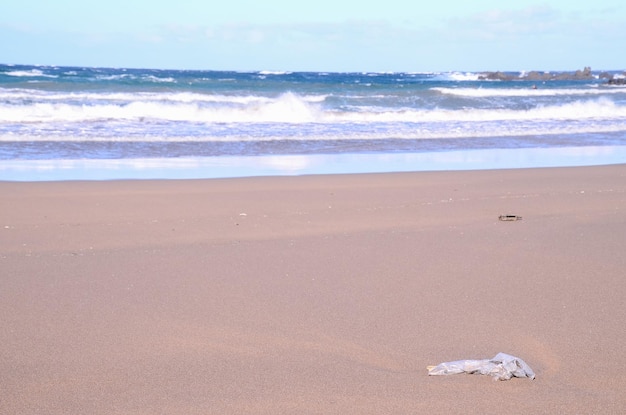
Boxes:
[96,74,133,81]
[0,92,322,123]
[1,93,624,124]
[93,73,176,83]
[143,75,176,83]
[437,72,481,82]
[324,97,626,123]
[258,70,292,75]
[5,69,57,78]
[3,121,625,143]
[0,88,327,106]
[432,87,625,97]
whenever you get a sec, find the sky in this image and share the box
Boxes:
[1,1,624,72]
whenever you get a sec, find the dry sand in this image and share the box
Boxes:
[1,165,625,414]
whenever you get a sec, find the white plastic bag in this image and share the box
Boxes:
[427,352,535,381]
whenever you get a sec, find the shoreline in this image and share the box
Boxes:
[2,165,625,414]
[2,145,626,181]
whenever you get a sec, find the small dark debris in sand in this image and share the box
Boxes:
[499,215,523,221]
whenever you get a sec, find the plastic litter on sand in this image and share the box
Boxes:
[427,352,535,381]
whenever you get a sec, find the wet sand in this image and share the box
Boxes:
[1,165,625,414]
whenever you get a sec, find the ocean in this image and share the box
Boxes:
[1,64,625,180]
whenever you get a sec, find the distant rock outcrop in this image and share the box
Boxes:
[478,71,511,81]
[608,78,626,85]
[478,67,596,81]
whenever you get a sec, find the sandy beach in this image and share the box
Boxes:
[1,164,625,414]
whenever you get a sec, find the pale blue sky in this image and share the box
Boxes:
[1,1,624,72]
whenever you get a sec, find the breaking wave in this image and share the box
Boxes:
[1,91,624,124]
[432,87,625,97]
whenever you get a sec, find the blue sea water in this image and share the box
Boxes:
[1,64,625,180]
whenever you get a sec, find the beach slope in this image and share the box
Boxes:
[1,165,625,414]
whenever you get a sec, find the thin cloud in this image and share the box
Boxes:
[446,4,626,41]
[446,5,562,40]
[152,20,409,44]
